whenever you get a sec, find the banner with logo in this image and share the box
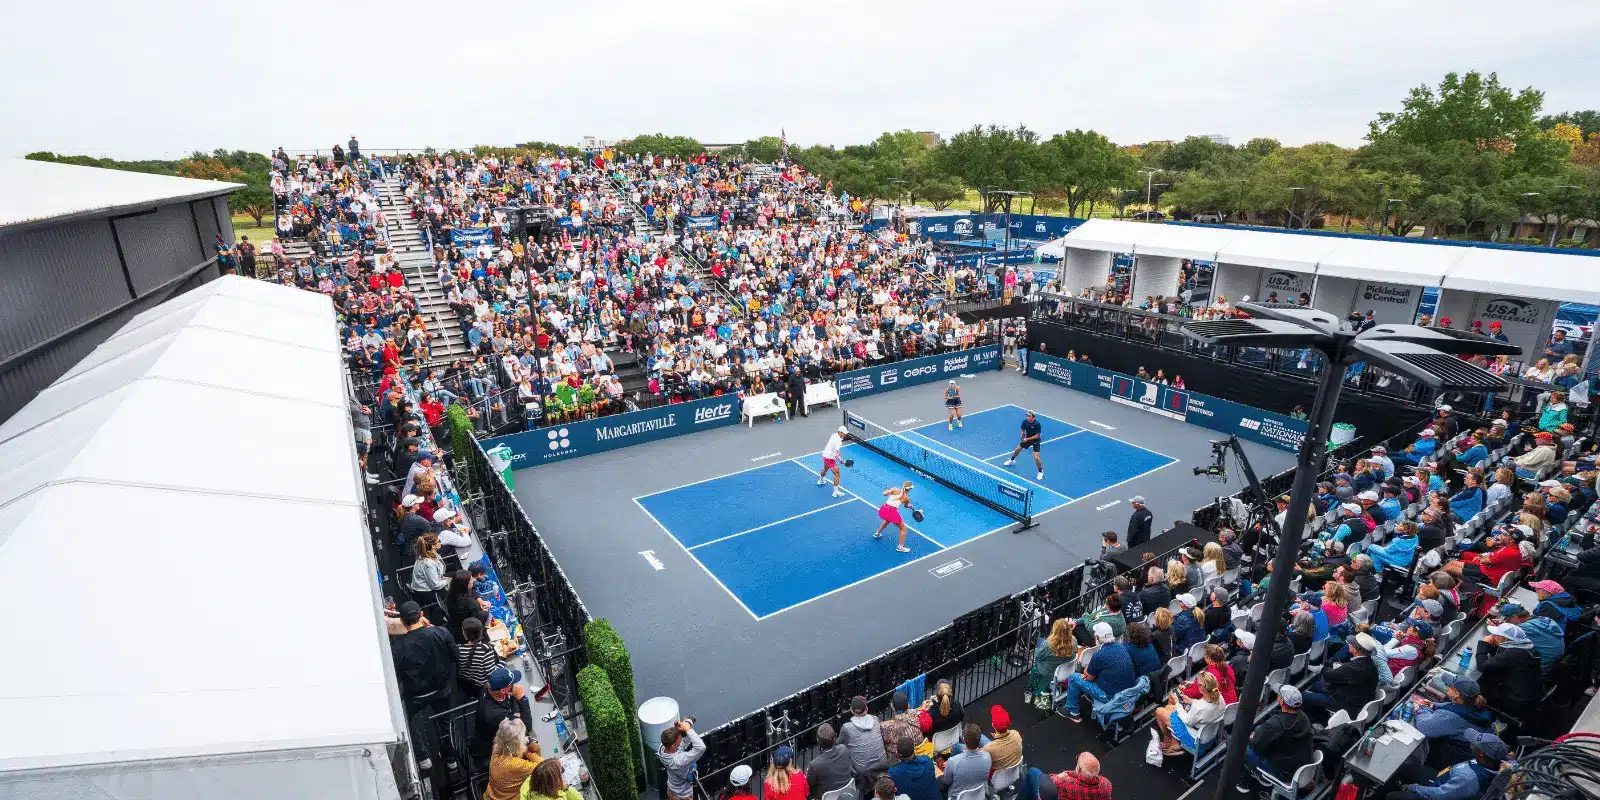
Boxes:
[907,214,1086,242]
[486,394,740,467]
[1257,270,1313,304]
[835,345,1003,401]
[683,215,719,229]
[1025,352,1306,453]
[449,227,496,247]
[1355,281,1419,325]
[1470,295,1556,368]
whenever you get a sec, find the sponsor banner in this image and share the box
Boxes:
[835,345,1002,401]
[1355,281,1419,325]
[449,227,495,246]
[486,394,740,467]
[1257,270,1314,303]
[1471,295,1555,367]
[683,214,719,229]
[1025,353,1306,453]
[908,214,1086,242]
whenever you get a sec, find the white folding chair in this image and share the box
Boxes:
[1164,655,1190,691]
[1049,662,1075,713]
[990,764,1023,795]
[1231,608,1252,632]
[931,725,961,755]
[952,786,986,800]
[1288,651,1310,681]
[1354,698,1384,725]
[1258,750,1323,800]
[1264,667,1289,697]
[1323,708,1352,729]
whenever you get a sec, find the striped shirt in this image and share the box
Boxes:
[456,641,502,690]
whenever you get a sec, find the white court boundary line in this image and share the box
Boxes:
[980,429,1085,462]
[623,402,1182,622]
[687,499,855,551]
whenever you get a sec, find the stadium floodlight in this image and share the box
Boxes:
[1185,302,1520,800]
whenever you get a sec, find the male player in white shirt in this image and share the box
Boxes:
[817,426,847,498]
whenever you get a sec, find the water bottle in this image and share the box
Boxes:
[1360,730,1376,757]
[552,713,569,754]
[1457,648,1472,671]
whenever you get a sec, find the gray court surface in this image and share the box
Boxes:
[512,368,1294,727]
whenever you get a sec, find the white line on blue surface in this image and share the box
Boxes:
[980,429,1084,462]
[630,497,764,621]
[686,499,856,551]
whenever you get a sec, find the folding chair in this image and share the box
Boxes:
[931,725,961,755]
[1257,750,1323,800]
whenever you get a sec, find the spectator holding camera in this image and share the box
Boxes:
[660,718,706,800]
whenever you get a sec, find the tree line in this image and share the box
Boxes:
[26,149,276,226]
[613,72,1600,247]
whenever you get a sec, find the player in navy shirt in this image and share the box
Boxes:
[1002,410,1045,480]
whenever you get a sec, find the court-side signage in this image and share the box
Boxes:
[1025,353,1306,453]
[836,345,1003,401]
[486,394,740,467]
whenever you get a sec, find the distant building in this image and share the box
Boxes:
[0,158,241,423]
[1199,134,1231,145]
[917,131,943,147]
[579,136,615,151]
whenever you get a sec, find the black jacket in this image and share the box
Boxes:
[390,625,457,698]
[1319,655,1379,715]
[1475,641,1544,715]
[1128,507,1154,548]
[399,512,441,545]
[1250,709,1315,773]
[1351,565,1380,603]
[1417,524,1446,555]
[1138,584,1172,619]
[472,690,533,762]
[806,745,855,798]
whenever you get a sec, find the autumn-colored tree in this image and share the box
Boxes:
[175,157,245,182]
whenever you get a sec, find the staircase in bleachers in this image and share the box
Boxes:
[374,177,469,361]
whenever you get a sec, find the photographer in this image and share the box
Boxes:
[660,718,706,800]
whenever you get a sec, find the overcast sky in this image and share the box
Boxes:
[5,0,1598,160]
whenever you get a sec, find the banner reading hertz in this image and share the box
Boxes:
[1026,352,1306,453]
[835,345,1003,401]
[485,394,741,466]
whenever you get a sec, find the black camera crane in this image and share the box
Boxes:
[1194,435,1282,581]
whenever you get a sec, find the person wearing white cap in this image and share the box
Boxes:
[1327,502,1367,547]
[432,505,474,549]
[817,426,848,498]
[1475,621,1543,720]
[944,379,963,430]
[1389,426,1438,469]
[1058,621,1135,722]
[1368,445,1395,477]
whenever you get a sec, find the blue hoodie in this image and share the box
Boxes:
[1449,486,1485,520]
[1368,533,1419,572]
[1519,615,1565,671]
[887,756,941,800]
[1536,594,1584,631]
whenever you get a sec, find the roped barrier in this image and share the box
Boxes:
[688,539,1195,796]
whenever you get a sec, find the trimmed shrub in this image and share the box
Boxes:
[586,619,645,788]
[445,403,475,492]
[578,664,638,800]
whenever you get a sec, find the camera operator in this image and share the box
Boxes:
[660,718,705,800]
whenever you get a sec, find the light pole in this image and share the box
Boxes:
[1150,184,1169,218]
[1185,308,1520,800]
[1548,185,1578,246]
[1514,192,1541,242]
[1139,169,1161,220]
[1380,198,1404,237]
[1237,179,1249,223]
[887,178,906,233]
[1370,181,1385,235]
[1287,186,1307,229]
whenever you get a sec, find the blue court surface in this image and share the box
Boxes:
[632,404,1177,619]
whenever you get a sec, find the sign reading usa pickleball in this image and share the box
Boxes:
[835,345,1003,401]
[487,394,741,467]
[1025,352,1306,453]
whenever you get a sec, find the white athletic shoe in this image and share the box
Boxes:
[1003,458,1014,466]
[957,419,962,428]
[832,489,845,498]
[816,478,826,486]
[948,423,954,431]
[1037,471,1045,480]
[896,546,911,553]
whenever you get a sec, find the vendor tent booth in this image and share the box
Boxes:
[0,276,408,800]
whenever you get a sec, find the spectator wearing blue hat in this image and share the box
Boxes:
[1386,731,1509,800]
[471,665,531,768]
[1411,675,1493,769]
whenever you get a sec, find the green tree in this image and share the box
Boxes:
[742,136,784,162]
[1039,129,1140,217]
[615,134,705,162]
[933,125,1044,212]
[25,151,182,175]
[1244,137,1282,157]
[1539,110,1600,138]
[915,179,965,210]
[231,181,274,225]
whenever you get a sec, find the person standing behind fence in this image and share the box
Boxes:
[806,724,853,798]
[660,719,706,800]
[840,696,889,791]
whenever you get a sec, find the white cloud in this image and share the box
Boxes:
[3,0,1597,158]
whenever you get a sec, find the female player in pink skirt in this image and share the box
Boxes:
[874,481,915,553]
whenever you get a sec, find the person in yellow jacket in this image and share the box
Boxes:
[520,758,582,800]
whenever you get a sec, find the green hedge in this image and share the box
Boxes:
[445,403,475,493]
[578,664,638,800]
[586,619,645,789]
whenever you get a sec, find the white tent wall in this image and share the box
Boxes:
[4,744,400,800]
[1131,255,1180,302]
[1434,290,1479,328]
[1310,276,1361,321]
[1211,263,1262,306]
[1061,248,1112,294]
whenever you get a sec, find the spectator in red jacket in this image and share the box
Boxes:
[1448,526,1528,588]
[1181,643,1239,704]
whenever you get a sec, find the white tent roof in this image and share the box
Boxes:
[1042,220,1600,295]
[0,276,402,774]
[1443,247,1600,305]
[0,157,243,229]
[1213,229,1341,274]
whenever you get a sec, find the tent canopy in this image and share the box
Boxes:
[1040,219,1600,301]
[0,276,401,776]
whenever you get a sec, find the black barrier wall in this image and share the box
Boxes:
[1025,319,1429,443]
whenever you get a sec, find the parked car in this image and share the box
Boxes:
[1127,210,1167,221]
[1193,212,1225,224]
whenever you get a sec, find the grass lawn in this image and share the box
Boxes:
[231,213,276,242]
